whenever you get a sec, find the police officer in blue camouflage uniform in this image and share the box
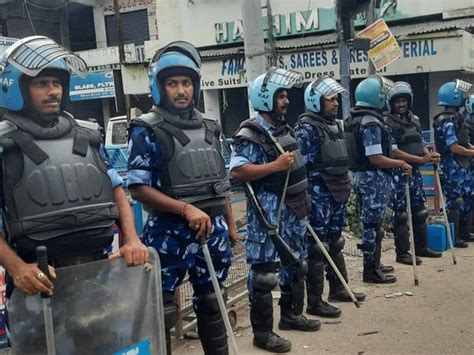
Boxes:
[295,77,366,319]
[345,75,412,284]
[127,41,236,355]
[433,81,474,248]
[463,94,474,241]
[0,36,148,299]
[231,68,320,353]
[384,82,442,264]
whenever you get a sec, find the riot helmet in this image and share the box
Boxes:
[388,81,413,112]
[249,67,303,113]
[437,79,472,108]
[304,76,347,113]
[355,75,394,110]
[0,36,87,112]
[465,94,474,115]
[149,41,201,106]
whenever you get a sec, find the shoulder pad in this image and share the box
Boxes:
[132,111,164,128]
[235,126,261,142]
[193,109,204,119]
[0,120,17,137]
[411,114,421,127]
[75,119,100,131]
[360,115,382,127]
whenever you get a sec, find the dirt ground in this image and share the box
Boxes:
[173,240,474,355]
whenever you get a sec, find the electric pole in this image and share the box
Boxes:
[113,0,131,122]
[265,0,278,68]
[366,0,377,75]
[240,0,267,117]
[336,0,351,120]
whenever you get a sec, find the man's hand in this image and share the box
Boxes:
[401,161,412,176]
[110,238,149,266]
[229,229,241,247]
[423,151,440,164]
[12,262,56,296]
[183,204,212,240]
[271,151,295,172]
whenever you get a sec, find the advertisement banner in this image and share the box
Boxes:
[356,18,402,70]
[70,71,115,101]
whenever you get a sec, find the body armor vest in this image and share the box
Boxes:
[234,118,311,218]
[345,108,391,173]
[0,112,118,253]
[433,111,471,169]
[132,106,230,217]
[384,111,424,159]
[297,113,351,203]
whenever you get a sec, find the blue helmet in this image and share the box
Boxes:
[355,75,394,110]
[388,81,413,111]
[0,36,87,111]
[465,94,474,115]
[304,76,347,113]
[249,67,303,112]
[149,41,201,106]
[437,80,472,107]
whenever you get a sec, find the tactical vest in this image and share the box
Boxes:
[0,112,118,253]
[345,108,391,173]
[433,111,471,169]
[464,118,474,145]
[234,118,311,218]
[297,113,351,203]
[384,111,424,158]
[131,106,230,217]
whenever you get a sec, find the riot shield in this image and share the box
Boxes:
[8,247,166,355]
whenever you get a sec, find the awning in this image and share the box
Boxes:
[200,17,474,58]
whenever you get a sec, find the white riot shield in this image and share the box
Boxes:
[8,248,166,355]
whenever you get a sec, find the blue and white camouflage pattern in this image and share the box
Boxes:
[353,125,392,264]
[435,119,472,214]
[230,114,307,287]
[296,121,346,279]
[127,123,232,293]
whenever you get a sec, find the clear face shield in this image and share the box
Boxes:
[151,40,201,69]
[311,76,348,100]
[261,67,304,91]
[0,36,88,78]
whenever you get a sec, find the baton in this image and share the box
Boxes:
[433,164,457,265]
[405,176,419,285]
[36,246,56,355]
[305,222,361,308]
[199,236,239,354]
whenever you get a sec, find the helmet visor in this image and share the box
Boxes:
[310,76,348,99]
[0,36,88,78]
[262,67,303,90]
[379,76,395,96]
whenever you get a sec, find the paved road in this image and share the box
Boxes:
[173,241,474,354]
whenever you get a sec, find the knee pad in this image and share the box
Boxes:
[451,197,463,210]
[308,239,328,261]
[193,287,227,314]
[329,235,345,255]
[394,211,408,226]
[163,292,178,331]
[251,263,279,292]
[411,205,428,224]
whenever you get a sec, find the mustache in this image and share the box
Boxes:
[43,97,61,104]
[173,95,188,101]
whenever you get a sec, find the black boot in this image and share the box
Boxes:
[253,331,291,353]
[375,232,395,276]
[448,205,468,248]
[459,212,474,242]
[250,264,291,353]
[411,205,442,257]
[306,243,341,318]
[396,252,422,265]
[364,233,396,284]
[327,252,366,303]
[279,281,321,332]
